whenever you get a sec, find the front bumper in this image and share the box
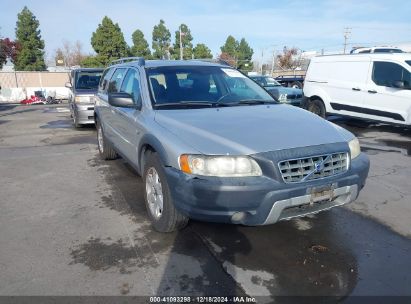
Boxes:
[73,103,95,124]
[164,152,369,225]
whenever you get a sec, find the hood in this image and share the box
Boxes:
[73,88,98,95]
[154,105,352,155]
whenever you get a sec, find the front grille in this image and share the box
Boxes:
[287,94,303,100]
[278,152,348,183]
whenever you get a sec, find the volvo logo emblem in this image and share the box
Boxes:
[314,161,324,172]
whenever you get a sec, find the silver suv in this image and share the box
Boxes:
[66,68,104,127]
[95,57,370,232]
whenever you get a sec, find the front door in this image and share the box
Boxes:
[364,61,411,124]
[112,68,144,165]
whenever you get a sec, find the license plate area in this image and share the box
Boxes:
[309,183,336,204]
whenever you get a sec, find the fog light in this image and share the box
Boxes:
[231,212,246,223]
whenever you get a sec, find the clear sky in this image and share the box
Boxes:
[1,0,411,62]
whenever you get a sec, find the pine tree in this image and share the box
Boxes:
[152,20,171,59]
[14,7,46,71]
[237,38,253,70]
[130,30,151,59]
[220,36,239,59]
[91,16,129,66]
[172,24,193,60]
[193,43,212,59]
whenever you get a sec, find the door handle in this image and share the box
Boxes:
[352,88,361,91]
[368,90,377,94]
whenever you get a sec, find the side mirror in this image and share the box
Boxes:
[65,82,72,88]
[392,81,405,89]
[108,92,135,108]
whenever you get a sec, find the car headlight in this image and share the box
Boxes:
[75,96,93,103]
[349,138,361,159]
[179,155,262,177]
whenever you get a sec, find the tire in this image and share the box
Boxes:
[290,81,303,89]
[96,119,118,160]
[143,152,188,232]
[73,114,82,128]
[307,98,326,118]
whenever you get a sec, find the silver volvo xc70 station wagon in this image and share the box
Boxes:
[94,57,370,232]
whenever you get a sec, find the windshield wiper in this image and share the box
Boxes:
[219,99,278,106]
[154,101,218,109]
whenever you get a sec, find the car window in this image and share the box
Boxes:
[108,68,127,93]
[372,62,411,88]
[264,77,281,86]
[146,66,274,105]
[120,69,142,105]
[75,70,103,90]
[99,68,112,93]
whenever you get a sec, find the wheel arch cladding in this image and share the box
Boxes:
[138,134,170,174]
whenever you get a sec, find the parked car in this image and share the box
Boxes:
[303,53,411,126]
[66,68,104,128]
[249,75,303,106]
[95,57,370,232]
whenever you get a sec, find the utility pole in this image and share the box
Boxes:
[270,50,276,76]
[260,49,264,74]
[343,27,351,54]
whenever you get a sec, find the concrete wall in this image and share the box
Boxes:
[0,72,71,102]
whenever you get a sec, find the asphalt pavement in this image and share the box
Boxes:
[0,104,410,303]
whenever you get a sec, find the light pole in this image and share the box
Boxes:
[260,44,276,75]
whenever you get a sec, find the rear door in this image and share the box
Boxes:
[95,67,114,132]
[363,60,411,124]
[326,58,371,115]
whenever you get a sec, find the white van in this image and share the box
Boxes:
[303,53,411,126]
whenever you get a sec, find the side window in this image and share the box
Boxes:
[108,68,127,93]
[99,68,112,93]
[120,69,142,104]
[372,61,411,88]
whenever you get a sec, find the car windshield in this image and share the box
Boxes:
[146,66,276,108]
[264,77,281,86]
[75,71,103,90]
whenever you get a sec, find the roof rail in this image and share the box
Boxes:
[189,59,231,66]
[110,57,145,66]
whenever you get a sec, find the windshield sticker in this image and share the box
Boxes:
[222,68,246,78]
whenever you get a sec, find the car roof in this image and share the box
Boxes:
[73,68,104,72]
[312,53,411,62]
[111,59,229,69]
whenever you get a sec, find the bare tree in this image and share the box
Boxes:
[276,47,300,70]
[54,40,85,67]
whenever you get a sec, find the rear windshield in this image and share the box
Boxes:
[75,70,103,90]
[146,66,274,105]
